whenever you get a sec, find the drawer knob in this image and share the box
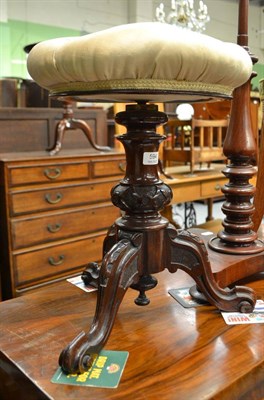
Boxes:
[45,192,63,204]
[48,255,65,266]
[47,223,62,233]
[215,184,221,191]
[44,167,62,180]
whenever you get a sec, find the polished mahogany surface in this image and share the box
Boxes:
[0,268,263,400]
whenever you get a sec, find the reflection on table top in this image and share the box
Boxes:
[0,268,263,400]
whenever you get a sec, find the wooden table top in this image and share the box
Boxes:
[164,163,225,184]
[0,269,263,400]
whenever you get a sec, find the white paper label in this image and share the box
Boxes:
[143,152,159,165]
[221,300,264,325]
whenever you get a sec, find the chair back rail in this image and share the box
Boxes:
[163,117,228,172]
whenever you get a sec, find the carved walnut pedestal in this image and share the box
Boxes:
[59,103,257,374]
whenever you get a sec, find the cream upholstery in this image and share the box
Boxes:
[27,22,252,103]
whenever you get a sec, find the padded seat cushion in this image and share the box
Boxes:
[27,22,252,102]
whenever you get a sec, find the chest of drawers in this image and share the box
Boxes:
[0,150,125,299]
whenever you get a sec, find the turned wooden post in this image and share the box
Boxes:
[252,79,264,231]
[209,0,263,254]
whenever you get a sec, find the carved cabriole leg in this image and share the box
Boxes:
[48,101,111,156]
[165,226,256,312]
[72,118,111,152]
[59,234,142,374]
[49,120,66,156]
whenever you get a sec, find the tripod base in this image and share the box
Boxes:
[48,101,111,155]
[59,223,256,374]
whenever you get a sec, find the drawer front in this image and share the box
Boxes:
[8,162,89,186]
[10,181,116,216]
[171,183,200,203]
[14,234,105,287]
[12,203,120,249]
[201,178,226,197]
[92,159,126,178]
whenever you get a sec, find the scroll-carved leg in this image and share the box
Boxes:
[48,120,66,155]
[71,119,111,152]
[81,262,100,289]
[48,101,111,156]
[59,234,142,374]
[166,226,256,312]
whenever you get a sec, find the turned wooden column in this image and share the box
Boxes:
[112,103,172,231]
[252,81,264,231]
[209,0,263,254]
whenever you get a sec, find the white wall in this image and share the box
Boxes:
[5,0,129,33]
[4,0,264,62]
[205,0,262,63]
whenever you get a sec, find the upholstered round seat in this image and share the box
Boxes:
[27,22,252,102]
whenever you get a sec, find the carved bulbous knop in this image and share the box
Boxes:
[111,182,172,213]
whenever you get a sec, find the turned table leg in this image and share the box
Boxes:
[209,0,264,255]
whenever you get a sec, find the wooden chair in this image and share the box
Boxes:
[163,117,228,173]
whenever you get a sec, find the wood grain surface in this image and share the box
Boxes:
[0,269,263,400]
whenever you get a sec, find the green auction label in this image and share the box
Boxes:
[51,350,129,388]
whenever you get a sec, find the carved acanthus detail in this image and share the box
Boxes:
[111,183,172,213]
